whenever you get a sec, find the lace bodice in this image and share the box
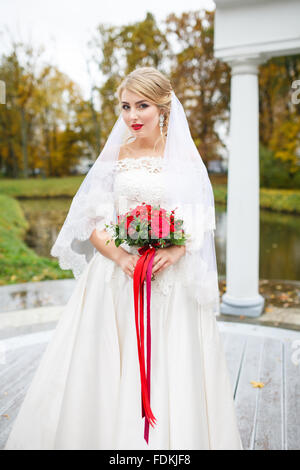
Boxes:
[99,156,190,298]
[113,156,165,214]
[112,155,169,255]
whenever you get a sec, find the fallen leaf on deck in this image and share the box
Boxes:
[279,293,290,301]
[250,381,265,388]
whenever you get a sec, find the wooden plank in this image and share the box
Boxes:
[232,334,264,450]
[220,331,247,396]
[284,337,300,450]
[0,342,48,449]
[254,337,284,450]
[1,322,299,451]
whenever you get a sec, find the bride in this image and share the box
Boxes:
[4,66,243,450]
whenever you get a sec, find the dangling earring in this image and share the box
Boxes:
[159,114,164,136]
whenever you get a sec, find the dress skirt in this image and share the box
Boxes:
[4,251,243,450]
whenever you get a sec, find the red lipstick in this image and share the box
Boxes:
[132,124,144,130]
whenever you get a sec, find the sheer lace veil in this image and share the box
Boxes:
[50,90,220,315]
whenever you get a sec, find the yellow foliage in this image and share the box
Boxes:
[250,381,265,388]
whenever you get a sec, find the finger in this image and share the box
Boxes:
[127,266,134,278]
[152,259,165,274]
[157,258,170,270]
[152,256,162,268]
[156,261,169,275]
[154,265,163,276]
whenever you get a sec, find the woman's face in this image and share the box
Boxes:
[121,89,160,139]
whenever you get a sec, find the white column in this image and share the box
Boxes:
[221,57,265,317]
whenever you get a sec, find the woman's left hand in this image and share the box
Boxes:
[151,245,186,277]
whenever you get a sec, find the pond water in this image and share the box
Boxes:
[19,198,300,281]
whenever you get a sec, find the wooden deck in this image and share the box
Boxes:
[0,320,299,450]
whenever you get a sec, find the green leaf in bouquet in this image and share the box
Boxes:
[172,239,185,246]
[139,229,149,240]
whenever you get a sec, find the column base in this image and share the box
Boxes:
[220,292,265,318]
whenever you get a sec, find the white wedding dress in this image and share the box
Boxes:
[4,156,243,450]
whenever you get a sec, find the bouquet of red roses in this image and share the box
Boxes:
[104,202,189,445]
[105,202,189,249]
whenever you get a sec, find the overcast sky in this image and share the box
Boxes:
[0,0,216,98]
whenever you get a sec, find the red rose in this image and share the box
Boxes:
[126,215,134,230]
[150,212,170,238]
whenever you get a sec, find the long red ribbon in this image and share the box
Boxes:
[133,245,157,444]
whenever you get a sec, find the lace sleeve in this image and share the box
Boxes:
[172,201,216,255]
[50,187,116,279]
[163,157,216,254]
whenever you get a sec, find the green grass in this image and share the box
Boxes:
[212,184,300,215]
[212,184,227,207]
[0,194,73,285]
[259,188,300,214]
[0,175,84,198]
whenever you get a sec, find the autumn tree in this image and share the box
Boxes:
[0,42,40,178]
[88,12,169,147]
[259,54,300,185]
[0,36,99,177]
[164,9,230,165]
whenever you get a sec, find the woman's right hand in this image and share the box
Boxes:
[117,252,141,279]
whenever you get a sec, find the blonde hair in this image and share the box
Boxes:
[116,66,173,151]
